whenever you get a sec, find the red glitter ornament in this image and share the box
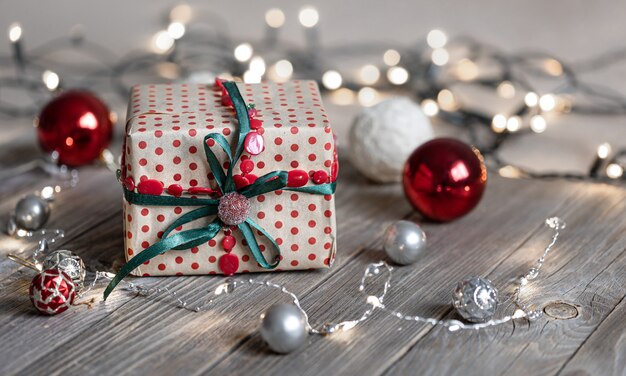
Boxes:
[29,269,76,315]
[36,90,113,167]
[402,138,487,222]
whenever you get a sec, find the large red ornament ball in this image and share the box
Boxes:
[36,90,113,167]
[402,138,487,222]
[29,269,76,315]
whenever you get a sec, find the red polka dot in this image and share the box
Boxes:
[291,244,299,251]
[308,220,316,227]
[276,238,283,245]
[291,210,299,218]
[309,137,317,144]
[275,204,283,212]
[173,140,181,147]
[209,239,217,247]
[127,248,134,256]
[308,204,316,211]
[324,210,332,217]
[290,194,298,201]
[242,255,250,262]
[175,256,184,264]
[308,237,316,245]
[142,241,150,249]
[158,263,166,270]
[324,226,332,234]
[191,247,199,253]
[189,129,197,137]
[274,137,283,145]
[174,207,182,214]
[156,164,164,172]
[290,144,299,152]
[209,256,217,263]
[173,173,181,181]
[257,161,266,169]
[127,214,132,222]
[173,157,181,164]
[139,158,147,166]
[308,254,316,261]
[275,154,283,162]
[189,146,197,154]
[189,162,197,170]
[191,262,199,270]
[290,127,298,134]
[138,141,147,149]
[155,130,163,138]
[291,260,299,267]
[324,242,331,249]
[157,214,165,222]
[257,211,266,219]
[257,195,265,202]
[308,154,317,161]
[275,221,283,229]
[141,225,150,232]
[155,147,163,155]
[290,161,299,168]
[291,227,299,235]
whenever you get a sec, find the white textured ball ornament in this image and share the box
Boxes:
[349,97,434,183]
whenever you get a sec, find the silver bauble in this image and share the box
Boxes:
[260,304,308,354]
[348,97,434,183]
[14,195,51,231]
[452,276,498,322]
[42,250,86,291]
[383,220,427,265]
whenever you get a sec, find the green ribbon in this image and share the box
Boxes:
[104,81,336,300]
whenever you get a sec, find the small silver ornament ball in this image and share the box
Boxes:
[260,304,308,354]
[14,194,51,231]
[383,220,427,265]
[42,250,86,291]
[348,97,434,183]
[452,276,498,322]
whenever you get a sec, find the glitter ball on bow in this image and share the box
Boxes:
[105,81,338,299]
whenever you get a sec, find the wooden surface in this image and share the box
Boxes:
[0,116,625,376]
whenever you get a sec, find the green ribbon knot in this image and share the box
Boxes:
[104,81,336,300]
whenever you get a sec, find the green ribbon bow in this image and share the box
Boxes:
[104,81,336,300]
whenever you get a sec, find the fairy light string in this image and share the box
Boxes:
[111,216,565,334]
[1,6,625,184]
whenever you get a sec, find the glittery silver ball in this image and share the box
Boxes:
[383,220,427,265]
[260,304,308,354]
[42,250,86,291]
[452,276,498,323]
[14,195,51,231]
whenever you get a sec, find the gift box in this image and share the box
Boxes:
[118,80,338,279]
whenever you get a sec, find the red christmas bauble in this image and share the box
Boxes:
[37,90,113,167]
[29,269,76,315]
[402,138,487,222]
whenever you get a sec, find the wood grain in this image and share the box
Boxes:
[1,136,625,375]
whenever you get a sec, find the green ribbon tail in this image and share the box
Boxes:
[238,219,280,269]
[161,206,219,250]
[203,133,233,193]
[286,182,337,195]
[103,219,222,301]
[223,82,250,193]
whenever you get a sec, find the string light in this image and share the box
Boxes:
[167,22,186,40]
[169,4,192,24]
[359,64,380,85]
[42,70,59,91]
[329,88,356,105]
[597,143,611,159]
[249,56,266,76]
[497,81,516,99]
[387,66,409,85]
[506,115,521,132]
[357,87,378,107]
[426,29,447,49]
[234,43,253,62]
[539,94,557,112]
[152,31,174,53]
[524,92,539,107]
[544,58,563,76]
[491,114,507,133]
[8,23,22,42]
[421,99,439,116]
[383,49,401,66]
[265,8,285,28]
[606,163,624,179]
[498,165,523,178]
[530,115,547,133]
[437,89,457,111]
[271,59,293,81]
[243,70,262,84]
[431,48,449,66]
[455,58,479,81]
[298,7,319,28]
[322,70,342,90]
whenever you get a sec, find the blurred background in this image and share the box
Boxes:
[1,0,625,176]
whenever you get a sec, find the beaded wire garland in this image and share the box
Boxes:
[104,216,565,334]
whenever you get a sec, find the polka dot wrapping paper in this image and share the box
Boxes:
[122,81,337,276]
